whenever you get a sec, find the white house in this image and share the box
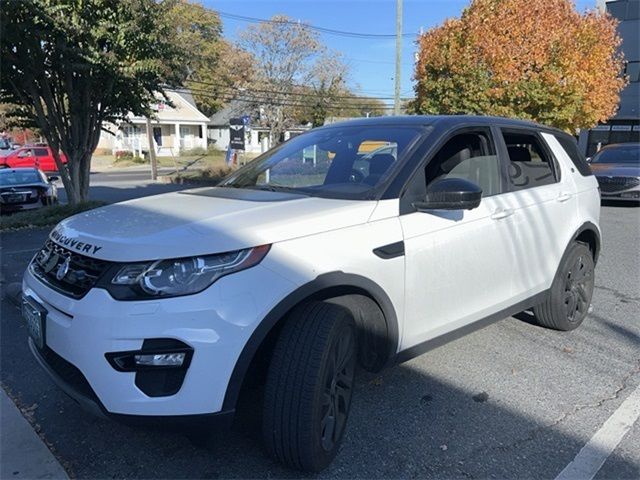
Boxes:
[208,100,311,154]
[96,90,209,157]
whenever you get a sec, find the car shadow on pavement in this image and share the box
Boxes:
[601,200,639,208]
[1,287,638,479]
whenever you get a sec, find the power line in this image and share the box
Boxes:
[344,57,395,65]
[168,87,403,110]
[176,85,415,111]
[218,11,416,39]
[182,90,397,111]
[182,79,411,102]
[181,87,415,111]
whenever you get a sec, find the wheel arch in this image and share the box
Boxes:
[572,221,601,264]
[221,271,399,412]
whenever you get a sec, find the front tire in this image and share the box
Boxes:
[262,301,356,472]
[534,242,595,331]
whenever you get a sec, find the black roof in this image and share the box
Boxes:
[315,115,567,136]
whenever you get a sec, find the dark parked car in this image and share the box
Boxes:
[0,168,59,214]
[589,143,640,202]
[0,145,67,171]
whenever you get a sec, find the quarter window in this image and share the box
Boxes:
[425,130,502,197]
[501,130,557,190]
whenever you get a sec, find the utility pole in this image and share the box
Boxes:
[394,0,403,115]
[145,117,158,180]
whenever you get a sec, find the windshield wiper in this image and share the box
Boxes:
[248,185,301,193]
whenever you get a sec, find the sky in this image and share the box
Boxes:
[206,0,598,103]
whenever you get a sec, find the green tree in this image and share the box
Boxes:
[168,0,245,117]
[411,0,626,132]
[186,40,256,117]
[1,0,186,203]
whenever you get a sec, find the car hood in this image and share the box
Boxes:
[51,187,378,262]
[590,163,640,177]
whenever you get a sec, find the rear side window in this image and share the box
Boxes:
[501,130,558,190]
[554,135,593,176]
[34,148,48,157]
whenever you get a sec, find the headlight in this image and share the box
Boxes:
[104,245,270,300]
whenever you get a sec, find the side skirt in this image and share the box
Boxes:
[394,290,549,365]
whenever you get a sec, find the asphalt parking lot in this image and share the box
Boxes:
[1,202,639,479]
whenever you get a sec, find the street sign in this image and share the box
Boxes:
[229,118,245,150]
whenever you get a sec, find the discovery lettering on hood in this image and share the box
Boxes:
[50,229,103,255]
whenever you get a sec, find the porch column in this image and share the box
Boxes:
[174,122,181,155]
[200,122,208,149]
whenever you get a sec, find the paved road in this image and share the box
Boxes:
[1,202,638,479]
[57,168,190,204]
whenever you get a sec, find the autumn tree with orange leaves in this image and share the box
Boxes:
[411,0,626,132]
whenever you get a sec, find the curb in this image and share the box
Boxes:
[1,388,69,479]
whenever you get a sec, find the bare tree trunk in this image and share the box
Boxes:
[50,146,81,204]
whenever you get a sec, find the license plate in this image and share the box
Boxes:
[3,194,25,203]
[22,296,47,349]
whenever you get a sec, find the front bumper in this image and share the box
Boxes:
[28,338,234,428]
[0,201,44,213]
[23,263,297,418]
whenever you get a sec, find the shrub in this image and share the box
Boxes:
[1,201,107,231]
[169,165,234,185]
[115,150,134,160]
[180,146,207,157]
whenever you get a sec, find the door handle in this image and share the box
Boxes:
[491,208,513,220]
[557,192,572,202]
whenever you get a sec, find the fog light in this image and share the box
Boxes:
[134,352,185,367]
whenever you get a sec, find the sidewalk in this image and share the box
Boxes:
[1,388,69,479]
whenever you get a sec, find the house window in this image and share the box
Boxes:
[122,125,140,138]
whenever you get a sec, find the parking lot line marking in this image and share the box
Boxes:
[554,384,640,480]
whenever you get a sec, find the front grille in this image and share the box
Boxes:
[30,239,111,298]
[596,176,640,193]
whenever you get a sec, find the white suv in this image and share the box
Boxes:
[22,116,600,472]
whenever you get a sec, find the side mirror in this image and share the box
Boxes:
[413,178,482,211]
[47,175,59,183]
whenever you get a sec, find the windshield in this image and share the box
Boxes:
[0,170,43,186]
[220,125,427,199]
[592,145,640,165]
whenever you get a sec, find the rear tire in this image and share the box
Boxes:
[534,242,594,331]
[262,301,356,472]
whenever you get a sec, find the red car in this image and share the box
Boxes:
[0,146,67,172]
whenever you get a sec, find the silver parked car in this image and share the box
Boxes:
[589,143,640,202]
